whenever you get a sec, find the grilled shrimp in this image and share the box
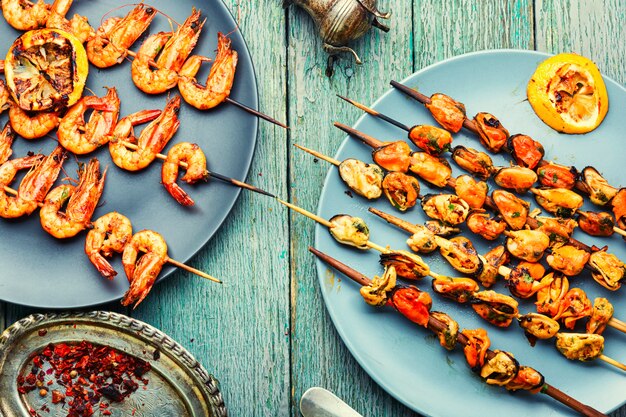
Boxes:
[132,10,205,94]
[46,0,94,43]
[86,4,156,68]
[109,96,180,171]
[1,0,51,31]
[40,159,106,238]
[161,142,208,206]
[0,122,16,165]
[121,230,168,308]
[0,154,44,218]
[0,80,9,115]
[8,104,60,140]
[57,88,120,154]
[85,212,132,279]
[178,33,238,110]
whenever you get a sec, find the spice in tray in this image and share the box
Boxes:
[17,341,151,417]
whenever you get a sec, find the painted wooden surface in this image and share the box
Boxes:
[1,1,624,416]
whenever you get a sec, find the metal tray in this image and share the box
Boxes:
[0,311,227,416]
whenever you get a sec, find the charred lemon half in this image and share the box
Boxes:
[527,53,608,134]
[5,29,88,111]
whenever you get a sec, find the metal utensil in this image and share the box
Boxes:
[300,387,364,417]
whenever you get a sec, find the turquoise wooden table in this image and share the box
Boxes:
[1,1,625,416]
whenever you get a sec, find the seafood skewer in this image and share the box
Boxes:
[337,95,626,239]
[309,247,608,417]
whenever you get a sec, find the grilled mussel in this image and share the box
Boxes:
[408,125,453,155]
[492,190,530,230]
[466,211,507,241]
[462,328,490,370]
[407,227,438,254]
[506,265,552,299]
[454,175,488,209]
[473,112,509,153]
[506,134,544,170]
[372,141,411,173]
[360,266,396,306]
[577,210,615,237]
[477,246,509,288]
[531,187,583,218]
[480,350,519,386]
[409,152,452,187]
[532,215,578,246]
[425,93,466,132]
[493,166,538,193]
[430,311,459,350]
[611,188,626,232]
[431,276,479,303]
[421,194,470,226]
[338,159,384,199]
[329,215,370,249]
[379,250,430,281]
[424,220,460,236]
[382,172,420,211]
[535,273,569,318]
[518,313,560,346]
[586,298,613,335]
[588,250,625,291]
[451,145,494,180]
[579,166,618,206]
[505,366,545,393]
[536,161,578,190]
[391,285,432,327]
[505,230,550,262]
[553,288,592,329]
[546,245,590,277]
[471,290,519,327]
[555,333,604,362]
[436,236,482,275]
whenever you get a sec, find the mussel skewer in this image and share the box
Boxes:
[101,39,288,129]
[309,247,608,417]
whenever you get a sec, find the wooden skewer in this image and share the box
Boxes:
[599,355,626,371]
[113,43,288,129]
[337,94,413,133]
[293,144,340,166]
[309,247,608,417]
[166,257,221,283]
[117,140,275,197]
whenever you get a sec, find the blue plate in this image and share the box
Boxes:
[315,50,626,417]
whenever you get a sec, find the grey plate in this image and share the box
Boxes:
[0,311,226,416]
[0,0,258,307]
[315,50,625,417]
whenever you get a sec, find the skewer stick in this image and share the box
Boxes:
[599,355,626,371]
[118,140,275,197]
[293,144,340,166]
[115,44,288,129]
[166,257,221,283]
[309,247,608,417]
[337,95,412,132]
[334,122,384,148]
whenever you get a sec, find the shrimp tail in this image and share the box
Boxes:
[164,183,195,206]
[89,254,118,279]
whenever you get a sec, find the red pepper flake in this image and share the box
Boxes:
[16,341,151,417]
[38,329,48,337]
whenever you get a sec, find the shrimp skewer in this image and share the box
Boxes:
[1,0,51,31]
[131,10,205,94]
[0,122,16,165]
[85,211,132,279]
[46,0,94,43]
[57,87,120,154]
[8,104,60,140]
[86,4,156,68]
[0,80,9,115]
[40,159,106,239]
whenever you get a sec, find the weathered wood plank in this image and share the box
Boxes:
[286,1,417,416]
[131,1,291,416]
[535,2,625,415]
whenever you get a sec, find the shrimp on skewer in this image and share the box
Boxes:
[178,33,238,110]
[0,80,9,115]
[109,96,180,171]
[161,142,208,206]
[1,0,51,30]
[8,104,60,140]
[57,87,120,154]
[85,212,132,279]
[46,0,94,43]
[0,154,44,218]
[86,4,156,68]
[40,159,106,239]
[0,122,17,165]
[121,230,169,308]
[132,10,205,94]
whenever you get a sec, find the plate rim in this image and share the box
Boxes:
[0,0,260,309]
[0,310,228,417]
[314,48,626,417]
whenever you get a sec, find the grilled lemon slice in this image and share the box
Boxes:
[5,28,88,111]
[527,53,608,134]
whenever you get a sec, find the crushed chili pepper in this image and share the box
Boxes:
[16,341,151,417]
